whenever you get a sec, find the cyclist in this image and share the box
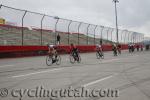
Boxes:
[131,44,135,52]
[117,44,121,54]
[96,44,104,57]
[128,43,132,53]
[112,44,118,56]
[70,43,79,61]
[47,44,58,63]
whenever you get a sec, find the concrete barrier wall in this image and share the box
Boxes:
[0,45,128,58]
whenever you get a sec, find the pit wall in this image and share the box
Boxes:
[0,45,128,58]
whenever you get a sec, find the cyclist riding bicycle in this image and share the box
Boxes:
[70,43,79,60]
[96,44,104,57]
[96,44,103,52]
[117,44,121,54]
[112,44,118,56]
[47,44,58,63]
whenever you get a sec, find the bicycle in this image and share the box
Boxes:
[46,55,61,66]
[96,51,104,59]
[113,49,118,56]
[117,48,121,54]
[70,52,81,64]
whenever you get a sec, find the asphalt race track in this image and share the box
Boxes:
[0,50,150,100]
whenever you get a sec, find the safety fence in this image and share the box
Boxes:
[0,4,144,46]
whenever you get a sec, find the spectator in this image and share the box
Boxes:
[57,34,60,45]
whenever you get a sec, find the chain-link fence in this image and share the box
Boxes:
[0,4,144,46]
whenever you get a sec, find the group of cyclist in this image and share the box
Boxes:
[112,43,122,56]
[128,43,144,53]
[47,42,123,65]
[47,43,80,64]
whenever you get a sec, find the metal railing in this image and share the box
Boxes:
[0,4,144,46]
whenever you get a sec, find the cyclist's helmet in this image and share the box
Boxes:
[53,45,57,49]
[49,44,54,48]
[71,43,74,47]
[113,44,116,47]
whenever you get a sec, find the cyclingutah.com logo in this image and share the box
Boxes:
[0,86,119,100]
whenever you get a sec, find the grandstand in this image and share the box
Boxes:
[0,24,111,46]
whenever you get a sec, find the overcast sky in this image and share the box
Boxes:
[0,0,150,37]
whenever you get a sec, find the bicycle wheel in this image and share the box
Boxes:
[100,52,104,59]
[70,54,75,64]
[113,51,118,56]
[56,55,61,65]
[46,56,53,66]
[101,55,104,59]
[77,55,81,63]
[100,53,104,59]
[96,52,100,59]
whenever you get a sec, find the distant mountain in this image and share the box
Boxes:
[143,37,150,45]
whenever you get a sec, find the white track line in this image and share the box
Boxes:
[12,68,63,78]
[101,54,139,63]
[83,74,118,87]
[102,58,119,63]
[0,64,14,68]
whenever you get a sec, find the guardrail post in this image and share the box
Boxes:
[136,34,138,43]
[106,28,110,41]
[141,35,142,43]
[132,33,134,43]
[86,24,90,45]
[94,25,98,45]
[40,15,45,46]
[54,16,59,45]
[138,34,140,43]
[21,10,27,46]
[139,34,141,43]
[127,31,130,43]
[111,28,114,42]
[67,20,72,45]
[100,26,104,45]
[77,22,82,45]
[137,35,140,43]
[134,34,136,43]
[121,30,124,44]
[128,31,132,44]
[124,31,127,44]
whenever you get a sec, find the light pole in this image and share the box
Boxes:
[113,0,119,43]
